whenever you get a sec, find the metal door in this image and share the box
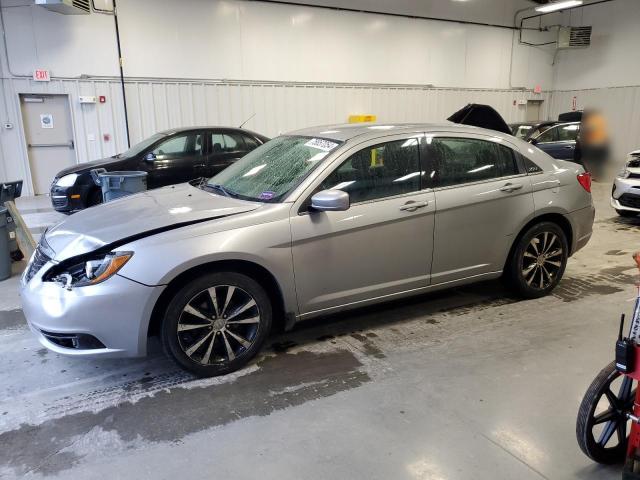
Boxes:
[526,100,542,122]
[20,95,76,194]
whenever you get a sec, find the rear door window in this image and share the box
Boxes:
[210,132,248,153]
[432,137,519,187]
[243,135,260,150]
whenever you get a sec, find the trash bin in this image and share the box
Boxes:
[1,180,23,261]
[0,207,11,281]
[91,169,148,203]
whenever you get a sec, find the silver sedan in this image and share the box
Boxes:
[21,123,595,376]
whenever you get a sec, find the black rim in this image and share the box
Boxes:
[521,232,564,289]
[589,373,635,451]
[177,285,261,365]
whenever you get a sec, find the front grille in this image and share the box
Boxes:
[619,193,640,210]
[25,246,51,283]
[51,195,68,208]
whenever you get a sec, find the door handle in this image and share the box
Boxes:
[563,145,574,149]
[499,183,524,193]
[399,200,428,212]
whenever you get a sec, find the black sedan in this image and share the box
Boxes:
[50,127,268,213]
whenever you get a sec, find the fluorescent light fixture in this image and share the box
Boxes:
[535,0,583,13]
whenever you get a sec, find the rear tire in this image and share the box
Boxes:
[616,209,638,218]
[161,272,272,377]
[506,221,568,298]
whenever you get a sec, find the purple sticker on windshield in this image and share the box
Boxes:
[259,191,276,200]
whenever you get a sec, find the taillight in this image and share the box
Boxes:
[577,172,592,193]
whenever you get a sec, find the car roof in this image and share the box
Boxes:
[157,126,260,136]
[509,120,557,127]
[285,122,516,144]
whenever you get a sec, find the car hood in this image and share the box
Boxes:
[44,183,261,261]
[55,156,126,177]
[447,103,512,135]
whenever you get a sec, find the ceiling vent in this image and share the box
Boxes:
[558,26,592,49]
[35,0,90,15]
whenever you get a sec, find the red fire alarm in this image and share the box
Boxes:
[103,133,111,142]
[99,95,106,103]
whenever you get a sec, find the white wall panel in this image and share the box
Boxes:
[554,0,640,90]
[0,0,558,194]
[1,75,548,194]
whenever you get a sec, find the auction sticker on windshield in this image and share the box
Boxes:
[305,138,339,152]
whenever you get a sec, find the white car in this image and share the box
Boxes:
[612,150,640,217]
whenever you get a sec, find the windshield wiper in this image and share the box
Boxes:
[205,183,238,198]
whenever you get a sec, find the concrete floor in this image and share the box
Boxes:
[0,184,638,479]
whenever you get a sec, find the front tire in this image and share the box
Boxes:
[507,221,568,298]
[161,272,272,377]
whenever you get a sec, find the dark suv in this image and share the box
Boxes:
[50,127,268,213]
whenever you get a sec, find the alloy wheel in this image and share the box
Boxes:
[177,285,261,365]
[521,231,564,290]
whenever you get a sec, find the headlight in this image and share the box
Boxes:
[56,174,78,187]
[45,251,133,289]
[618,164,630,179]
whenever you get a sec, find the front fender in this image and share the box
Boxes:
[117,216,298,316]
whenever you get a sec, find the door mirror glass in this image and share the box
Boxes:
[144,152,156,162]
[310,189,350,212]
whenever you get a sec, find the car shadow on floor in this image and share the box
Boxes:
[266,279,522,354]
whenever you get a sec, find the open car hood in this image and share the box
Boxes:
[43,183,260,261]
[447,103,512,135]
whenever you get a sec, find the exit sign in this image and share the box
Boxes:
[33,69,50,82]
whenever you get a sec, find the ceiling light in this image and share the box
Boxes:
[535,0,583,13]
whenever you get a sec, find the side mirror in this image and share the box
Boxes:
[529,138,538,145]
[310,189,350,212]
[144,152,156,162]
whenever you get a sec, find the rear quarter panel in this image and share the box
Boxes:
[526,151,594,254]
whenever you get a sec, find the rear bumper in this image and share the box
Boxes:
[612,176,640,212]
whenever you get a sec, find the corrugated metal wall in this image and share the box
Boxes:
[0,77,548,194]
[548,86,640,163]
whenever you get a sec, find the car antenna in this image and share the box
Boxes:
[238,113,256,129]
